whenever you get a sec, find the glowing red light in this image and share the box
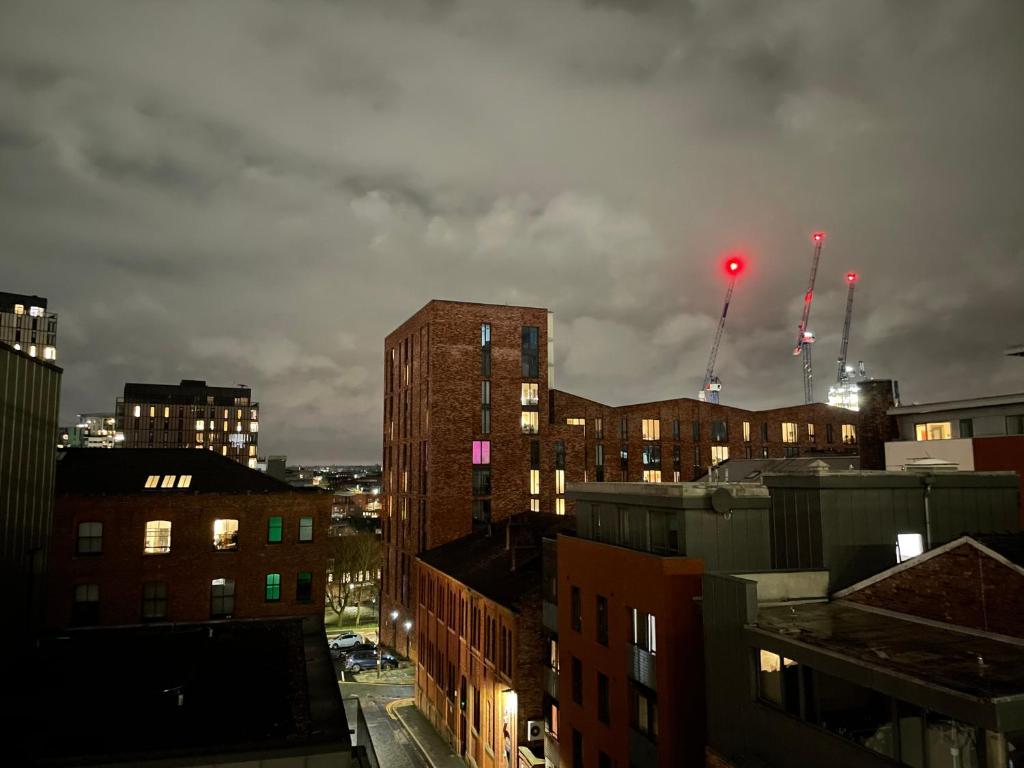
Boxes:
[723,254,745,277]
[846,271,858,283]
[812,231,825,243]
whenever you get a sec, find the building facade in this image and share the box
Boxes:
[58,412,119,449]
[0,342,62,641]
[116,379,260,467]
[0,291,58,362]
[47,448,330,629]
[382,300,860,659]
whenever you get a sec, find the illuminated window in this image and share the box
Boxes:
[213,519,239,550]
[642,470,662,482]
[28,344,37,357]
[223,421,228,432]
[842,424,857,444]
[914,422,951,441]
[530,469,540,495]
[521,411,539,434]
[223,409,229,419]
[556,498,565,515]
[163,406,170,418]
[896,533,924,563]
[265,573,281,602]
[196,419,205,431]
[566,417,585,427]
[43,346,56,360]
[250,421,259,433]
[236,423,242,432]
[177,474,192,488]
[236,409,242,420]
[641,419,660,440]
[530,498,540,512]
[149,406,155,417]
[210,578,235,617]
[144,520,172,554]
[555,469,565,494]
[472,440,491,464]
[249,445,257,456]
[807,423,815,441]
[248,458,257,469]
[521,383,539,406]
[144,474,160,489]
[299,516,314,542]
[711,446,729,465]
[133,405,141,418]
[743,421,751,442]
[76,522,103,554]
[29,305,43,317]
[222,446,227,456]
[267,516,283,543]
[196,433,204,443]
[13,303,24,315]
[781,422,798,443]
[160,475,176,488]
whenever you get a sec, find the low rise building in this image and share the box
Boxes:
[48,448,330,629]
[57,412,118,449]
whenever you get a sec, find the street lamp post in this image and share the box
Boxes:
[404,619,413,660]
[390,609,399,651]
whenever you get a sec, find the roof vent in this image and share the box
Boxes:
[903,457,959,473]
[806,459,831,475]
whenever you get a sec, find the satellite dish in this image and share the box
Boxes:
[711,487,733,516]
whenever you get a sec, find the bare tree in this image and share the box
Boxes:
[325,533,381,626]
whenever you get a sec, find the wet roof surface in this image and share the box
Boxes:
[755,601,1024,700]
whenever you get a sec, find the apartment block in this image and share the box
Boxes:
[47,448,330,629]
[0,291,58,361]
[115,379,260,467]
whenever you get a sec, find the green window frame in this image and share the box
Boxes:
[265,573,281,602]
[267,516,282,543]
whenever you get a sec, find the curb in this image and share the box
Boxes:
[394,704,461,768]
[339,679,414,687]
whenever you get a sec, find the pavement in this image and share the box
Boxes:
[393,700,466,768]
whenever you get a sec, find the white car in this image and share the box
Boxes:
[329,632,363,650]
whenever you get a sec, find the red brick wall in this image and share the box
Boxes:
[971,435,1024,524]
[47,491,331,628]
[843,542,1024,638]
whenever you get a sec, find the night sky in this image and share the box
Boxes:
[2,1,1022,463]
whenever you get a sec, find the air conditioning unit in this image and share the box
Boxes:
[526,720,544,741]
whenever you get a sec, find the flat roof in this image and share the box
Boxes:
[0,290,48,308]
[123,379,253,405]
[889,391,1024,416]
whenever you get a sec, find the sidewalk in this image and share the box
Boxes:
[394,702,465,768]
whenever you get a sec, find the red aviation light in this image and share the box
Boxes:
[812,231,825,243]
[846,271,858,283]
[724,254,745,277]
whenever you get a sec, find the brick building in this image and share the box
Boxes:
[115,379,260,467]
[415,514,569,768]
[48,448,330,629]
[382,300,861,657]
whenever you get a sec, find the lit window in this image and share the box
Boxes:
[711,446,729,465]
[566,417,585,426]
[250,421,259,433]
[299,516,314,542]
[265,573,281,602]
[163,406,170,418]
[236,422,242,432]
[521,411,539,434]
[521,383,539,406]
[76,522,103,554]
[144,475,160,489]
[914,422,951,441]
[144,520,172,554]
[530,498,540,512]
[743,421,751,442]
[210,578,235,617]
[530,469,540,495]
[28,345,37,357]
[223,421,228,432]
[642,419,660,441]
[43,346,56,360]
[555,498,565,515]
[222,446,227,455]
[267,516,283,543]
[196,419,205,431]
[781,422,798,443]
[248,458,257,468]
[807,423,815,440]
[177,475,192,488]
[555,469,565,495]
[13,303,24,315]
[223,409,229,419]
[642,470,662,482]
[250,408,258,420]
[29,305,43,317]
[236,409,242,420]
[213,518,239,550]
[896,533,924,563]
[472,440,491,465]
[158,475,175,488]
[196,433,204,443]
[249,445,257,456]
[133,405,141,418]
[842,424,857,444]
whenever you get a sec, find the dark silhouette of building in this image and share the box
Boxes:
[0,291,58,361]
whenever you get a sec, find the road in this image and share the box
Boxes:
[342,681,430,768]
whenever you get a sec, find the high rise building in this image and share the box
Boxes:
[0,291,58,361]
[382,300,860,660]
[115,379,260,467]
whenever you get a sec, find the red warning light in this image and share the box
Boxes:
[812,231,825,243]
[846,272,858,283]
[724,255,745,277]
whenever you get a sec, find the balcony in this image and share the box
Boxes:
[542,600,558,632]
[543,667,559,700]
[629,727,657,768]
[628,644,657,691]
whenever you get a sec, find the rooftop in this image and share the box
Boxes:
[56,448,295,495]
[697,455,860,482]
[754,600,1024,701]
[888,391,1024,415]
[122,379,253,405]
[0,290,48,309]
[418,514,572,609]
[25,617,350,766]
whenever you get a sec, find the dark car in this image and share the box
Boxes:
[344,649,398,672]
[333,641,376,659]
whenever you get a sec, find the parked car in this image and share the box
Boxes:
[344,649,398,672]
[332,640,376,659]
[328,632,363,651]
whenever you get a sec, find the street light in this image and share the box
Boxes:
[404,619,413,659]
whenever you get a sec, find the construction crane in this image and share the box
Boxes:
[793,232,825,403]
[699,255,744,404]
[827,272,861,410]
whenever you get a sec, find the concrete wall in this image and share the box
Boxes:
[885,438,976,470]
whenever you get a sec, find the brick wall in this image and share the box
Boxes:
[857,379,899,470]
[48,490,331,628]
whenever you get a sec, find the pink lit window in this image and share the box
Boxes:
[472,440,491,465]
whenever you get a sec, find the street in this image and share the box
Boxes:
[342,682,431,768]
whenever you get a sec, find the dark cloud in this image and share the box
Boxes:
[1,0,1021,462]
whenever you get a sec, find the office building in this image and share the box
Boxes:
[57,412,119,449]
[116,379,260,467]
[0,341,62,641]
[47,448,330,629]
[382,299,858,659]
[0,291,58,361]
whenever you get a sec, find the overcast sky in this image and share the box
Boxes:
[2,0,1022,463]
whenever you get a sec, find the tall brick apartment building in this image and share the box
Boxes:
[382,300,860,659]
[48,448,330,628]
[115,379,260,467]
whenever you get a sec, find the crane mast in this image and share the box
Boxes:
[835,272,858,384]
[699,256,743,404]
[827,272,862,411]
[794,232,825,403]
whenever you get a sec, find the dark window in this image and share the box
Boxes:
[629,682,658,741]
[711,420,728,442]
[267,516,283,543]
[761,422,769,441]
[554,441,565,469]
[692,420,700,441]
[959,418,974,438]
[142,581,167,620]
[296,571,313,602]
[572,657,583,705]
[672,419,680,439]
[598,672,610,724]
[531,440,541,469]
[571,586,581,632]
[472,466,491,496]
[72,584,100,626]
[620,417,628,440]
[76,521,102,554]
[785,446,800,458]
[595,417,603,439]
[745,445,753,459]
[692,446,700,467]
[1006,415,1024,435]
[620,447,628,473]
[481,381,491,434]
[210,578,235,617]
[572,729,583,768]
[521,326,539,378]
[598,751,611,768]
[826,423,834,443]
[472,500,491,524]
[481,323,491,376]
[642,444,661,467]
[596,595,608,646]
[265,572,281,602]
[595,443,604,467]
[672,445,681,471]
[805,668,896,759]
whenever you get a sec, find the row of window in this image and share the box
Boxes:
[130,405,258,420]
[563,416,856,445]
[75,516,313,555]
[915,416,1024,441]
[71,573,314,624]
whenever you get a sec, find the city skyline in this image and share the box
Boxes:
[3,1,1022,463]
